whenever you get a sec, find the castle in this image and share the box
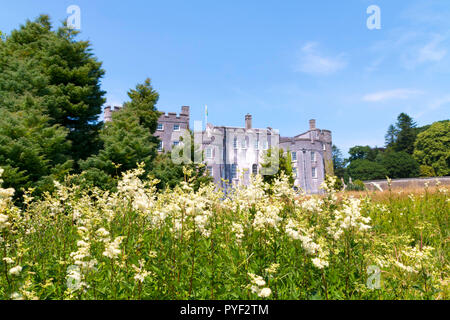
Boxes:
[104,105,333,193]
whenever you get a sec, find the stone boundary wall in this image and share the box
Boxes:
[363,176,450,191]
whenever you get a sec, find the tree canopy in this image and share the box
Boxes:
[414,121,450,176]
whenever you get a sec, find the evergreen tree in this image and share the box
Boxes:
[332,145,346,178]
[0,15,106,163]
[384,124,398,147]
[79,79,161,188]
[384,113,418,154]
[0,98,72,196]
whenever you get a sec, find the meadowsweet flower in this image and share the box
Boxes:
[0,214,10,229]
[265,263,280,274]
[312,258,329,269]
[231,222,244,242]
[103,236,124,259]
[301,197,324,212]
[96,228,110,239]
[248,273,266,287]
[132,259,152,283]
[9,265,22,276]
[248,273,272,298]
[10,292,23,300]
[3,257,14,264]
[258,287,272,298]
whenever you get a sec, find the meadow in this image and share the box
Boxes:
[0,166,448,300]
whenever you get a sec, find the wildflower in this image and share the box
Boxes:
[132,260,152,283]
[10,292,23,300]
[9,265,22,276]
[103,236,124,259]
[248,273,266,287]
[0,214,10,229]
[265,263,280,274]
[248,273,271,298]
[3,257,14,264]
[258,287,272,298]
[96,228,110,240]
[312,258,329,269]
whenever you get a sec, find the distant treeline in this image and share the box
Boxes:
[333,113,449,184]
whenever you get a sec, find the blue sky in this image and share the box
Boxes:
[1,0,449,154]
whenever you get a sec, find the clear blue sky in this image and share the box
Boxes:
[1,0,449,154]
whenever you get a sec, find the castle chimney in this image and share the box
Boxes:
[309,119,316,130]
[181,106,190,115]
[245,114,252,130]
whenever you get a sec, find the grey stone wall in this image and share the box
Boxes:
[364,176,450,191]
[154,106,190,153]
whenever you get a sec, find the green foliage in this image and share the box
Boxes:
[261,148,294,187]
[419,165,436,178]
[0,99,72,197]
[385,113,418,154]
[413,121,450,177]
[0,168,447,300]
[332,145,346,179]
[150,131,213,191]
[0,15,106,163]
[80,79,161,188]
[378,151,420,179]
[347,159,387,181]
[347,179,366,191]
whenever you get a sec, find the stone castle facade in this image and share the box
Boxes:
[104,105,333,193]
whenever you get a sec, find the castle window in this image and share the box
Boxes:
[231,164,238,179]
[312,167,317,178]
[173,124,180,131]
[293,167,298,178]
[311,151,316,162]
[207,166,213,177]
[252,164,258,175]
[158,141,163,152]
[292,152,297,162]
[206,148,213,159]
[157,123,164,131]
[233,138,238,149]
[254,140,259,150]
[173,141,179,147]
[241,139,247,149]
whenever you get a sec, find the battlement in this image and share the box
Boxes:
[158,106,190,121]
